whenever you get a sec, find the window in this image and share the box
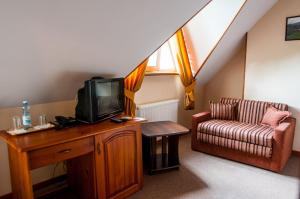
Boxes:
[146,41,178,74]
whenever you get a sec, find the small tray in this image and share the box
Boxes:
[6,123,55,136]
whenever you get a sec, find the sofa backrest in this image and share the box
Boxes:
[220,98,288,124]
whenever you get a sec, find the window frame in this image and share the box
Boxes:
[145,41,179,75]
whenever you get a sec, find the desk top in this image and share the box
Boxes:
[0,118,143,152]
[141,121,189,137]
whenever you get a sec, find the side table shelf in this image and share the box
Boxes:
[141,121,189,175]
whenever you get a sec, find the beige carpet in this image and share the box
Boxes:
[129,135,300,199]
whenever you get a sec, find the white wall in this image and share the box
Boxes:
[0,0,210,108]
[204,39,246,109]
[135,75,181,105]
[195,0,278,85]
[184,0,246,72]
[245,0,300,150]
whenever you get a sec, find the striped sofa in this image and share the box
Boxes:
[191,98,296,172]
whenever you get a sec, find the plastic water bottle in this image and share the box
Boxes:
[22,100,32,129]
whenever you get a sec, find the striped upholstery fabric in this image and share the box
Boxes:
[210,102,236,120]
[197,120,274,147]
[221,98,241,105]
[220,98,288,124]
[197,133,272,158]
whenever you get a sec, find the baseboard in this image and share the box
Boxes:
[0,174,67,199]
[292,150,300,157]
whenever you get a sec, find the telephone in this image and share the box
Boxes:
[52,116,79,129]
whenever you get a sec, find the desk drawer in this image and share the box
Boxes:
[29,138,94,169]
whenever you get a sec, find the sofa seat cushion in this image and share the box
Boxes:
[197,133,272,158]
[197,120,274,148]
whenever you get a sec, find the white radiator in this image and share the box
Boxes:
[136,99,179,122]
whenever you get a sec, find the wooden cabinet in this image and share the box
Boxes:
[0,119,144,199]
[95,125,143,199]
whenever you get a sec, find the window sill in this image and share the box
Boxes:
[145,71,179,76]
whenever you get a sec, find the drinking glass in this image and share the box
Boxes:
[12,116,22,130]
[39,115,47,126]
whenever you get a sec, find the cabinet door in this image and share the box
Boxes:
[95,124,143,199]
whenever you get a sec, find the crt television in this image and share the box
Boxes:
[75,77,124,123]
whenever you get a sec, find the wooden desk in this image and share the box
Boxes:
[0,119,143,199]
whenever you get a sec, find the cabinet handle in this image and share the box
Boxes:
[97,143,101,155]
[58,149,72,154]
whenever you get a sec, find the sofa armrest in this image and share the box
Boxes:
[273,122,290,141]
[192,112,211,124]
[271,117,296,171]
[191,112,211,148]
[281,116,296,125]
[273,117,296,141]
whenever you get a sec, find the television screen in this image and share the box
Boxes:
[75,77,124,123]
[95,80,123,116]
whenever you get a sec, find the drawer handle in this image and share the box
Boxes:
[58,149,72,154]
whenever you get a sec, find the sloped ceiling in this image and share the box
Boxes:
[196,0,278,84]
[0,0,211,107]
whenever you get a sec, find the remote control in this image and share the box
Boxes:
[110,118,123,123]
[120,116,132,122]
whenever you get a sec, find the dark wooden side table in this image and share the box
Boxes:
[141,121,189,175]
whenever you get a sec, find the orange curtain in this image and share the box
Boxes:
[124,59,148,116]
[174,29,196,110]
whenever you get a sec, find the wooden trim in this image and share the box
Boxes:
[242,32,248,100]
[292,150,300,157]
[145,71,179,76]
[125,0,213,78]
[194,0,248,78]
[145,66,160,72]
[0,175,67,199]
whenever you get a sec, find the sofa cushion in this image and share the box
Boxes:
[220,98,288,124]
[197,119,274,148]
[210,102,236,120]
[261,106,291,127]
[197,133,272,158]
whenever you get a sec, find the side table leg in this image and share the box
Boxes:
[149,137,157,174]
[168,135,179,167]
[8,146,34,199]
[161,136,167,166]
